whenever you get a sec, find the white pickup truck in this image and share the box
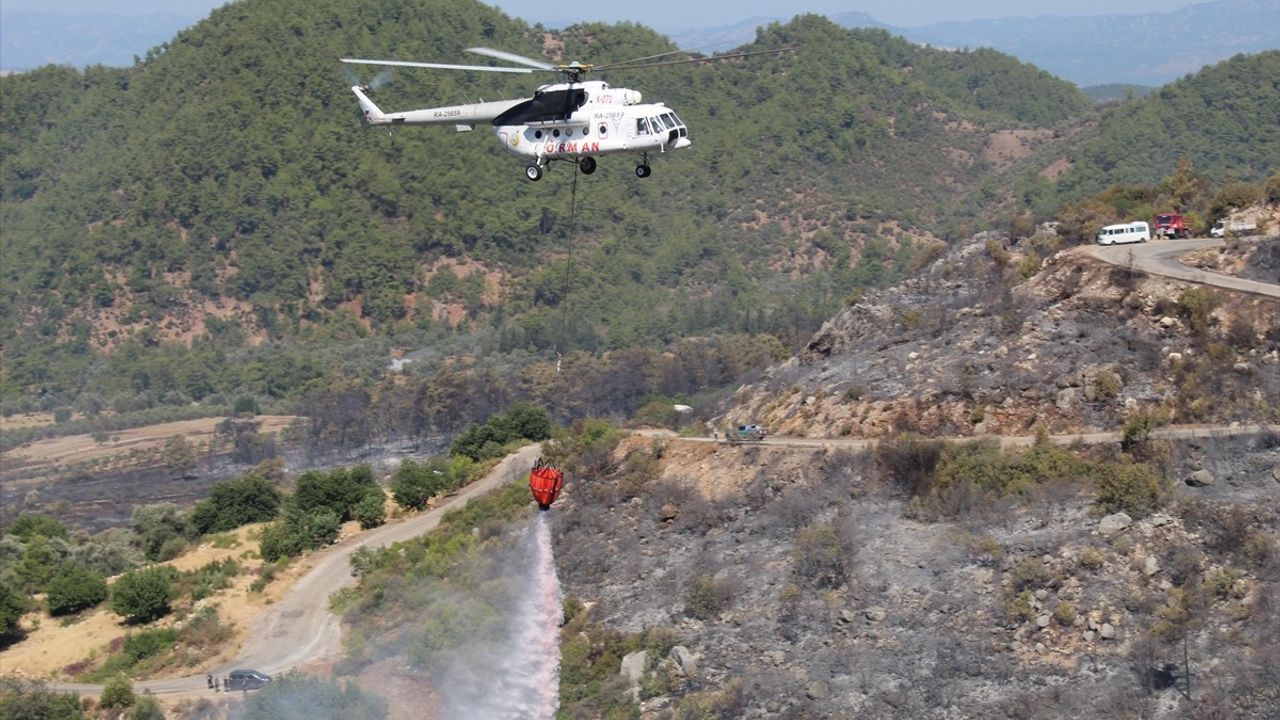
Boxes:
[1210,219,1257,238]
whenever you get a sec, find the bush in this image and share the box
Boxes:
[191,472,283,534]
[792,523,850,589]
[0,583,29,637]
[294,466,376,522]
[1053,601,1077,626]
[684,573,735,620]
[130,504,198,561]
[875,434,945,497]
[128,693,164,720]
[242,671,387,720]
[100,674,135,709]
[353,490,387,530]
[1079,547,1106,570]
[1175,287,1220,337]
[0,677,84,719]
[1093,462,1164,517]
[5,514,69,541]
[122,627,179,664]
[1008,558,1052,592]
[258,510,340,562]
[450,403,553,461]
[46,564,108,616]
[109,566,178,622]
[391,459,448,510]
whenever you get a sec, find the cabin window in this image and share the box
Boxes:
[534,130,543,139]
[599,124,608,136]
[637,118,649,135]
[553,129,561,137]
[566,128,573,136]
[582,126,589,135]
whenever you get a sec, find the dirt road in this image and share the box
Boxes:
[1082,237,1280,299]
[50,443,542,697]
[645,423,1278,450]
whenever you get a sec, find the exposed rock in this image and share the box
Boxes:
[660,503,679,522]
[1159,316,1177,328]
[864,606,887,622]
[1186,469,1216,487]
[620,650,648,683]
[670,646,697,678]
[1084,630,1095,642]
[839,609,857,624]
[1143,556,1160,576]
[1100,623,1117,640]
[1098,513,1132,535]
[1036,614,1052,629]
[806,680,831,700]
[640,696,671,712]
[884,689,907,708]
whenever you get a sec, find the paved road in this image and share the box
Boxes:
[51,444,542,697]
[1082,237,1279,299]
[643,424,1280,450]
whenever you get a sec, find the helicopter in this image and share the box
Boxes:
[341,45,786,181]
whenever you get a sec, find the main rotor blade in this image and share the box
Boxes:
[340,58,533,73]
[466,47,556,71]
[596,41,737,71]
[599,47,794,72]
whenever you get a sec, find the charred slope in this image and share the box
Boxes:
[723,230,1280,438]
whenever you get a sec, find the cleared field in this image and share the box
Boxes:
[5,415,297,468]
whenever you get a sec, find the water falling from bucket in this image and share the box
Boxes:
[438,513,563,719]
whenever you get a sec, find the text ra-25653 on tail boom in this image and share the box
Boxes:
[342,45,788,181]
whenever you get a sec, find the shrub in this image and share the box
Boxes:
[191,472,283,534]
[1079,547,1106,570]
[1005,590,1035,625]
[122,627,179,664]
[1008,558,1052,592]
[684,573,736,620]
[391,459,452,510]
[100,674,135,709]
[1175,287,1219,336]
[128,693,164,720]
[1093,462,1164,517]
[242,671,387,720]
[109,566,178,622]
[258,510,340,562]
[294,467,376,522]
[46,564,108,616]
[875,434,945,497]
[0,583,28,637]
[450,403,553,461]
[353,490,387,530]
[792,523,850,589]
[0,677,85,718]
[130,504,198,561]
[5,514,69,541]
[1053,601,1077,626]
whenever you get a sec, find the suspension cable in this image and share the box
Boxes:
[555,164,580,372]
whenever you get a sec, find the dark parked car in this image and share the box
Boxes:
[227,669,272,690]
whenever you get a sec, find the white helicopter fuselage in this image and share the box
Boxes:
[351,79,690,178]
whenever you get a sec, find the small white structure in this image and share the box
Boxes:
[1096,221,1150,245]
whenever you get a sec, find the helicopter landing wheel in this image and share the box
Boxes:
[579,157,597,175]
[635,164,651,178]
[525,164,543,182]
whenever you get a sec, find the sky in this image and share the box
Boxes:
[0,0,1204,29]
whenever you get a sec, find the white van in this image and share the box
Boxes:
[1096,221,1150,245]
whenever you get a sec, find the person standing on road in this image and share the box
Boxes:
[207,674,213,690]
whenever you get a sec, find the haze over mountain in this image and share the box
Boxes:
[670,0,1279,87]
[0,11,196,71]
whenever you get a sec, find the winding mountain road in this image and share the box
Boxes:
[50,444,542,697]
[1082,236,1279,299]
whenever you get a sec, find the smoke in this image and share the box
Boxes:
[434,513,563,720]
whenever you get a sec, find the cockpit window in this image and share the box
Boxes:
[651,115,668,130]
[662,112,677,128]
[637,118,649,135]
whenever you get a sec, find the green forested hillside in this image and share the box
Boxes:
[0,0,1272,421]
[1050,51,1280,200]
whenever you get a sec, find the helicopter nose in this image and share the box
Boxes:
[675,136,691,149]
